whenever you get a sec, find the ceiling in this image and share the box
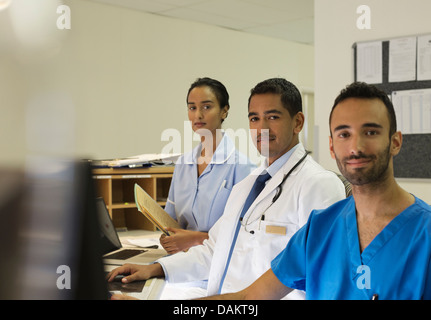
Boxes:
[88,0,314,45]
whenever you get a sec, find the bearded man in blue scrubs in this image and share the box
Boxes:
[204,82,431,300]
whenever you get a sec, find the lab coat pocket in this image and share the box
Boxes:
[209,186,232,225]
[254,221,299,260]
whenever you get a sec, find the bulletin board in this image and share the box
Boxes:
[353,34,431,179]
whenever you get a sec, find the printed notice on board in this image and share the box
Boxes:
[389,37,417,82]
[417,34,431,81]
[392,89,431,134]
[356,41,382,84]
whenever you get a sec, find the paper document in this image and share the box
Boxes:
[125,238,161,249]
[91,153,181,168]
[134,184,180,235]
[417,34,431,81]
[356,41,382,84]
[392,89,431,134]
[389,37,417,82]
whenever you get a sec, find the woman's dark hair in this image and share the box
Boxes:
[248,78,302,117]
[187,77,230,111]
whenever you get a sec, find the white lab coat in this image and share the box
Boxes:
[158,143,346,299]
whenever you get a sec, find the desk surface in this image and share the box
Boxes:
[105,229,165,299]
[118,229,163,238]
[108,230,208,300]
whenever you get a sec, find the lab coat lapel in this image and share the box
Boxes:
[226,166,264,223]
[244,144,307,219]
[206,169,262,295]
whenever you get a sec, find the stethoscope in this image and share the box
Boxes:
[271,150,311,203]
[240,150,311,233]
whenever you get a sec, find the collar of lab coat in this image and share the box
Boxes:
[254,142,306,178]
[245,143,308,214]
[265,144,299,178]
[183,132,235,165]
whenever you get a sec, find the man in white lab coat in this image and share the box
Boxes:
[108,78,346,299]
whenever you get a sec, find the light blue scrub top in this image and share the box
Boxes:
[164,134,256,232]
[271,196,431,300]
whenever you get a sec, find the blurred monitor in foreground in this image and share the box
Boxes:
[1,159,109,299]
[0,168,26,300]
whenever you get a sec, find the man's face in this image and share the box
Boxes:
[248,93,303,165]
[329,98,401,186]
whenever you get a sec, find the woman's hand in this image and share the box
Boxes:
[159,228,209,254]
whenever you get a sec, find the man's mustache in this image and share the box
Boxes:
[343,153,375,161]
[256,133,275,141]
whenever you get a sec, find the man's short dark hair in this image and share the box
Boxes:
[330,82,397,137]
[248,78,302,117]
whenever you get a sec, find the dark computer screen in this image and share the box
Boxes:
[16,159,109,299]
[0,168,26,300]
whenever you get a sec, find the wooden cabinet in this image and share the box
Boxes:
[92,166,174,231]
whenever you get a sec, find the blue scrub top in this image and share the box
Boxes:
[164,134,256,232]
[271,196,431,300]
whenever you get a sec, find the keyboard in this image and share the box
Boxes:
[104,249,147,260]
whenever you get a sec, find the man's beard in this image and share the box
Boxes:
[335,144,391,186]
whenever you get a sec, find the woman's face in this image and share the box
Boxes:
[187,86,228,135]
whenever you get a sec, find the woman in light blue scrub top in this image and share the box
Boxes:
[160,78,255,254]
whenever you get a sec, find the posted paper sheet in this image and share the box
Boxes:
[389,37,417,82]
[417,34,431,81]
[356,41,382,84]
[392,89,431,134]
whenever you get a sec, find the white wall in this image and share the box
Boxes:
[315,0,431,203]
[0,0,314,168]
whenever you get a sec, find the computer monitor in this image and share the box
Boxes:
[16,159,109,299]
[0,168,26,300]
[95,197,123,255]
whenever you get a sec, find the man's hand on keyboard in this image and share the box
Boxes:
[106,263,165,284]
